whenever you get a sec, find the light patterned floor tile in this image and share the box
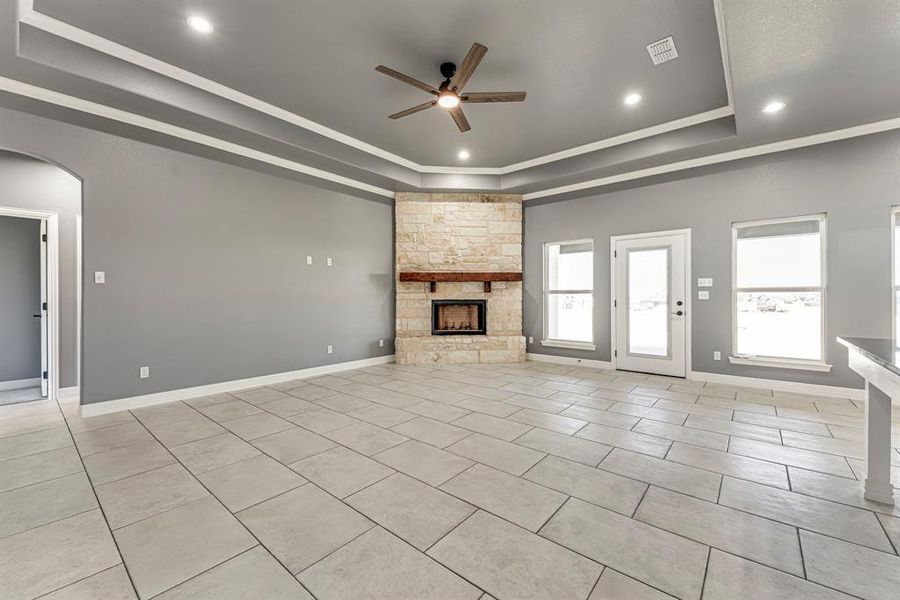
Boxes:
[428,510,601,600]
[800,530,900,600]
[541,498,707,600]
[600,448,721,501]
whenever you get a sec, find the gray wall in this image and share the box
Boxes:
[0,152,81,388]
[0,216,41,382]
[0,107,394,405]
[524,131,900,390]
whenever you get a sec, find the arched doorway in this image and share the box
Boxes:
[0,149,82,405]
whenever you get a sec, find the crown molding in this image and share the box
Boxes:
[4,76,897,204]
[522,118,900,201]
[16,0,735,175]
[0,77,396,199]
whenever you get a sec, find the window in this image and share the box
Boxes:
[732,214,827,368]
[543,239,594,350]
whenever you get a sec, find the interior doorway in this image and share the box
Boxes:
[0,207,59,404]
[611,229,692,378]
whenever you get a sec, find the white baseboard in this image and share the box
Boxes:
[689,370,864,400]
[527,353,613,370]
[58,386,80,403]
[0,378,41,391]
[80,355,395,417]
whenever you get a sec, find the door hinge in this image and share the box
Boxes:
[614,250,617,258]
[42,371,48,379]
[42,233,47,242]
[42,302,47,311]
[614,300,617,308]
[614,349,618,357]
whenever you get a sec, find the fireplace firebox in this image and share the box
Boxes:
[431,300,487,335]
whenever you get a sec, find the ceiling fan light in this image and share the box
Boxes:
[438,93,460,109]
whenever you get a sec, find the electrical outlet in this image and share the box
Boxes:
[698,290,710,300]
[528,337,534,344]
[139,366,150,379]
[326,257,333,266]
[306,256,313,265]
[378,339,384,347]
[327,345,333,354]
[713,351,721,361]
[94,271,106,284]
[698,277,713,287]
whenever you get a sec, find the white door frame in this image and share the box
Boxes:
[610,228,692,377]
[0,206,60,401]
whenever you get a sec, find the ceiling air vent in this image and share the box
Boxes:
[647,36,678,65]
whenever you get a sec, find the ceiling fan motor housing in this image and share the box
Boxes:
[439,61,457,87]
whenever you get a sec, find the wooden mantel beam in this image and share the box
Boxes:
[398,271,522,294]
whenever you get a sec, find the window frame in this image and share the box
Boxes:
[730,213,831,372]
[542,238,596,351]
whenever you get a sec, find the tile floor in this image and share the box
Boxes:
[1,362,899,599]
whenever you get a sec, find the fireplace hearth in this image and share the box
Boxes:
[432,300,487,335]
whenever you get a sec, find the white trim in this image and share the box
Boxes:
[690,369,864,400]
[712,0,735,108]
[727,356,833,372]
[2,78,897,202]
[891,206,899,348]
[0,77,395,199]
[522,119,900,201]
[540,340,597,351]
[527,353,613,370]
[16,0,421,172]
[75,214,82,391]
[0,206,59,402]
[80,355,395,417]
[0,378,41,391]
[418,107,735,175]
[610,228,692,377]
[16,0,735,176]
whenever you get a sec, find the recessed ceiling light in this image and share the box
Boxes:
[762,100,786,114]
[624,93,642,106]
[438,93,460,109]
[458,150,470,160]
[187,15,213,34]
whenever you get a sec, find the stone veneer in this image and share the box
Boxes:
[395,192,525,364]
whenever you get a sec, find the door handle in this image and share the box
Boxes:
[32,314,41,318]
[671,310,684,316]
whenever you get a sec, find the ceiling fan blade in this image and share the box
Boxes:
[462,92,527,103]
[389,100,437,119]
[449,106,471,132]
[375,66,439,95]
[449,43,487,93]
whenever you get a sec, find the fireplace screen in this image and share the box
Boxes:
[432,300,487,335]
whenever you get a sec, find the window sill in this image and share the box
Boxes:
[541,340,597,351]
[728,356,833,373]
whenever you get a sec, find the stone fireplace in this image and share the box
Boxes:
[395,192,526,365]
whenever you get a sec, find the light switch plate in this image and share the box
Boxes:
[306,256,313,265]
[94,271,105,284]
[327,345,333,354]
[698,290,710,300]
[326,257,333,266]
[698,277,713,287]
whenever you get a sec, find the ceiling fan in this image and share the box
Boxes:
[376,43,526,133]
